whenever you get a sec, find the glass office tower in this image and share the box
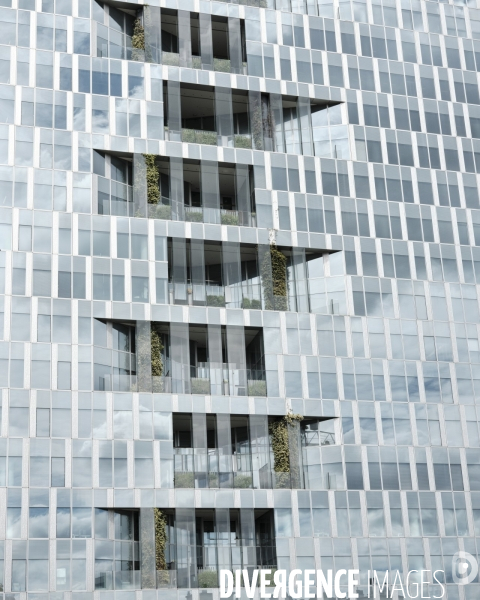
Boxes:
[2,0,480,596]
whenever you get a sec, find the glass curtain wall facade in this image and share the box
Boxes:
[2,0,480,597]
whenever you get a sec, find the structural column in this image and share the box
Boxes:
[140,508,156,588]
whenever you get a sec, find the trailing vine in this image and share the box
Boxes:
[151,323,164,378]
[284,413,304,426]
[260,243,288,311]
[269,413,303,488]
[154,508,169,582]
[132,18,146,51]
[269,420,290,473]
[144,154,160,205]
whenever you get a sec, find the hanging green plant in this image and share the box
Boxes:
[198,570,218,588]
[269,420,289,473]
[174,472,195,488]
[151,323,165,393]
[284,413,304,426]
[154,508,168,577]
[151,323,164,377]
[269,413,303,488]
[143,154,160,205]
[250,93,264,151]
[260,243,288,311]
[132,18,146,51]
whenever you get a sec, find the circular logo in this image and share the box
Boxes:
[452,552,478,585]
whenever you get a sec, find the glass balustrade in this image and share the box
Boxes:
[95,570,142,591]
[168,413,336,490]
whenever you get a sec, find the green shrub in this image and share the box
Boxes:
[174,472,195,488]
[157,571,173,588]
[198,570,218,588]
[207,295,225,307]
[221,213,239,226]
[151,324,164,378]
[182,129,217,146]
[162,52,180,66]
[270,420,289,473]
[214,58,231,73]
[152,377,165,393]
[196,131,217,146]
[143,154,160,205]
[235,134,252,149]
[181,129,196,143]
[269,414,304,488]
[150,325,167,391]
[248,380,267,396]
[274,472,291,489]
[191,378,210,395]
[242,298,262,309]
[185,210,203,222]
[151,204,172,220]
[131,18,145,50]
[234,473,253,488]
[208,472,219,488]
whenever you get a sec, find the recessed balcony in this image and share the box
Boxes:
[171,413,336,490]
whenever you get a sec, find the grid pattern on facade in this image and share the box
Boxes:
[3,0,480,597]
